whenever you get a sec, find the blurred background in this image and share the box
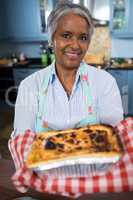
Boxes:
[0,0,133,159]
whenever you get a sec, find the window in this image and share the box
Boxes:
[40,0,53,32]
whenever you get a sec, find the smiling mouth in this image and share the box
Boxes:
[65,52,81,59]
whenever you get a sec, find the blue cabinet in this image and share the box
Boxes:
[128,71,133,116]
[0,7,2,39]
[106,69,128,116]
[107,69,133,117]
[13,67,40,86]
[0,1,5,40]
[110,0,133,38]
[5,0,47,41]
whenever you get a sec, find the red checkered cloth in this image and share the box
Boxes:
[8,118,133,198]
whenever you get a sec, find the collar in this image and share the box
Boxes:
[49,61,56,84]
[49,61,88,85]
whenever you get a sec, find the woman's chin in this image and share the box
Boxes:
[64,60,81,69]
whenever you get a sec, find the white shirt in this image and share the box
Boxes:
[12,62,123,137]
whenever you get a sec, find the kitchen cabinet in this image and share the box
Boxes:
[0,68,15,106]
[110,0,133,38]
[13,67,40,86]
[106,68,133,117]
[0,9,2,39]
[5,0,46,41]
[128,71,133,116]
[0,0,5,40]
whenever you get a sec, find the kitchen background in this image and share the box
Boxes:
[0,0,133,159]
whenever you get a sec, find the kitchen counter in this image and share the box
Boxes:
[107,66,133,70]
[106,62,133,70]
[0,57,47,68]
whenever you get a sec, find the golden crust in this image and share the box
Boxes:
[25,124,123,168]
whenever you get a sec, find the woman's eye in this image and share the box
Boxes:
[61,33,71,39]
[80,35,88,41]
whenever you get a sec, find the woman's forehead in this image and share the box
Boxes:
[56,13,89,32]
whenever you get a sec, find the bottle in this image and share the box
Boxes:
[50,49,55,63]
[11,53,18,65]
[48,47,55,64]
[41,49,48,67]
[19,53,26,62]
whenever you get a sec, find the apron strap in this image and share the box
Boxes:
[76,63,97,127]
[76,80,97,127]
[35,66,53,132]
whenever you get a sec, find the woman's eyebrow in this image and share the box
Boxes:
[61,31,89,35]
[80,33,89,35]
[61,30,72,34]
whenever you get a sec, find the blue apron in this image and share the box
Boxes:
[35,63,97,132]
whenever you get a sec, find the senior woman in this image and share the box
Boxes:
[12,1,123,137]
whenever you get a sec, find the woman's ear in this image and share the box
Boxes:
[48,41,53,48]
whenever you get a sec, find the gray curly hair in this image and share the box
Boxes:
[47,0,94,45]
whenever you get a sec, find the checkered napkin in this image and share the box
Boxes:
[8,118,133,198]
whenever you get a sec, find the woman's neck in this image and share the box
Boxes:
[55,65,78,96]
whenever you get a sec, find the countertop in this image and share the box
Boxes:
[1,60,133,70]
[106,62,133,70]
[0,58,46,69]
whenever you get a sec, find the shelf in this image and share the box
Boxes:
[4,34,48,43]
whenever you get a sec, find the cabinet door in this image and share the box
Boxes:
[0,68,14,102]
[13,68,40,87]
[107,69,128,116]
[6,0,42,40]
[128,71,133,116]
[0,9,2,39]
[0,0,5,39]
[110,0,133,38]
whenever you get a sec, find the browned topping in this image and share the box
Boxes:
[76,146,82,150]
[76,140,80,144]
[89,131,107,144]
[45,140,57,150]
[70,132,77,137]
[83,129,93,133]
[57,148,65,152]
[85,140,89,143]
[56,143,64,149]
[37,135,44,140]
[94,134,106,143]
[66,139,75,144]
[49,137,56,142]
[93,145,111,152]
[56,133,64,138]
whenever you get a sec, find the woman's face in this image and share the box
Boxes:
[52,13,90,70]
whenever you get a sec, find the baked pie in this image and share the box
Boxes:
[25,124,123,168]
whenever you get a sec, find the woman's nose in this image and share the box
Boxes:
[70,37,80,49]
